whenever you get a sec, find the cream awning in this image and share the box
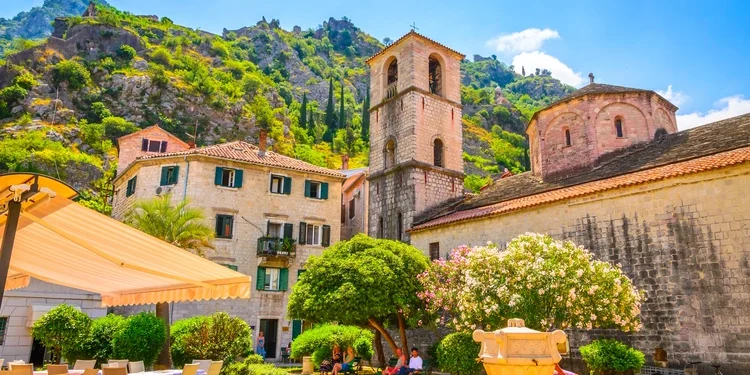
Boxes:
[0,173,251,306]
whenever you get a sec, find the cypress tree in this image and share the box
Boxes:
[323,77,335,142]
[360,87,370,142]
[299,93,307,132]
[339,80,346,134]
[308,110,316,140]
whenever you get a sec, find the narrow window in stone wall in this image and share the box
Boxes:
[564,129,571,146]
[397,212,403,241]
[384,140,396,169]
[386,58,398,99]
[349,198,355,219]
[429,56,442,97]
[434,139,444,167]
[615,118,624,138]
[378,217,384,239]
[429,242,440,260]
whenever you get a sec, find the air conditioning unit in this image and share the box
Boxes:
[155,186,173,196]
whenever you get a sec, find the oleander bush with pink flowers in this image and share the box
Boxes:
[417,233,644,332]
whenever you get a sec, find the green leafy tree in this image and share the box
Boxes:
[248,95,275,131]
[90,102,112,122]
[51,60,91,90]
[287,234,430,356]
[360,88,370,142]
[125,195,215,368]
[299,93,307,133]
[31,304,92,364]
[323,77,335,142]
[80,314,126,366]
[171,316,211,368]
[113,312,167,368]
[177,312,253,367]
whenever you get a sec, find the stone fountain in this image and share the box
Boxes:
[473,319,568,375]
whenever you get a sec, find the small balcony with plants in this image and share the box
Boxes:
[257,237,297,258]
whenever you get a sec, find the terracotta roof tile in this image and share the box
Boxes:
[366,30,465,65]
[411,145,750,232]
[137,141,345,178]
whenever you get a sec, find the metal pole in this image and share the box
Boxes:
[0,199,22,305]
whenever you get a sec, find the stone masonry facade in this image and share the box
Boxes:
[367,33,464,243]
[411,163,750,374]
[528,91,678,180]
[111,154,342,361]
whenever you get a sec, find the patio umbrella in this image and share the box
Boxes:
[0,173,251,307]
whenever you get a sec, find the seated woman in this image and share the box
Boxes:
[382,348,406,375]
[320,344,343,374]
[332,347,355,375]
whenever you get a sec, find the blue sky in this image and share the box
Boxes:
[6,0,750,129]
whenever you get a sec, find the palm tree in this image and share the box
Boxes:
[125,194,214,368]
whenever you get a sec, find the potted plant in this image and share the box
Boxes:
[580,339,645,375]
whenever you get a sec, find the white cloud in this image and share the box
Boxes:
[677,95,750,130]
[511,51,584,87]
[487,28,560,53]
[656,85,688,107]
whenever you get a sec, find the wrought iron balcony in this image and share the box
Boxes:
[257,237,297,257]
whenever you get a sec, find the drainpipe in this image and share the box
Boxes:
[182,156,190,201]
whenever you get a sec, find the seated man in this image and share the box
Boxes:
[383,348,406,375]
[397,348,422,375]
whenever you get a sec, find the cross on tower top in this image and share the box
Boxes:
[410,22,419,32]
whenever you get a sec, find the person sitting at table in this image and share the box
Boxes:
[320,344,342,374]
[332,347,355,375]
[382,348,406,375]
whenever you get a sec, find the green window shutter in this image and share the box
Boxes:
[266,221,272,236]
[215,167,223,185]
[256,267,266,290]
[160,167,169,186]
[283,223,293,239]
[292,319,303,340]
[321,182,329,200]
[304,180,311,197]
[215,215,222,236]
[279,268,289,291]
[234,169,243,188]
[132,176,137,195]
[298,222,307,244]
[170,166,180,184]
[224,264,238,271]
[322,225,331,247]
[283,177,292,195]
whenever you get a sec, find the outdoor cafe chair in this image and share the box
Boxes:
[46,365,69,375]
[81,369,99,375]
[0,360,4,369]
[73,360,96,370]
[102,367,127,375]
[207,361,223,375]
[106,361,129,369]
[181,364,200,375]
[127,362,144,373]
[0,370,29,375]
[191,360,211,373]
[7,364,31,375]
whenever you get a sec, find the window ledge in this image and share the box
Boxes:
[217,186,239,191]
[268,192,290,197]
[215,237,234,241]
[305,197,326,202]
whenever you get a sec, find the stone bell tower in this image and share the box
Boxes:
[366,31,465,243]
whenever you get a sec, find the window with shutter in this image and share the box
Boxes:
[216,168,240,188]
[292,319,303,340]
[341,204,346,223]
[141,139,149,151]
[304,180,311,197]
[283,177,292,194]
[160,141,168,153]
[256,267,266,290]
[298,222,307,244]
[283,223,294,239]
[321,182,329,200]
[322,225,331,247]
[349,198,355,219]
[279,268,289,291]
[216,215,234,238]
[262,268,281,291]
[161,166,179,186]
[223,264,238,271]
[126,176,137,197]
[148,140,162,152]
[270,175,285,194]
[429,242,440,261]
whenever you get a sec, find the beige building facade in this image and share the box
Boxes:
[112,138,344,361]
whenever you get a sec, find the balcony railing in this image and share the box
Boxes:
[385,81,398,100]
[257,237,297,257]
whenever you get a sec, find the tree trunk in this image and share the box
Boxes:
[156,302,173,369]
[397,312,408,352]
[373,329,386,367]
[368,318,398,353]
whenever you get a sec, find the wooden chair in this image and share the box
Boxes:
[181,363,200,375]
[0,370,30,375]
[207,361,223,375]
[81,369,99,375]
[191,360,211,373]
[102,367,127,375]
[106,361,129,369]
[127,361,144,373]
[47,365,69,375]
[73,360,97,370]
[7,364,31,375]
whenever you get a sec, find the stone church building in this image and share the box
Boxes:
[369,32,750,374]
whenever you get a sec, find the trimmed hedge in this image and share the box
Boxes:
[290,324,373,365]
[580,339,645,375]
[435,332,482,375]
[112,312,166,367]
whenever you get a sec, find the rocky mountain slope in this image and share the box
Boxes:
[0,3,574,212]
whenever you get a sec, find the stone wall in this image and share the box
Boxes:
[112,155,343,360]
[341,174,368,240]
[528,91,678,180]
[411,163,750,374]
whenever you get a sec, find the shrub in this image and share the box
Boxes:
[171,316,210,368]
[150,47,174,67]
[226,363,287,375]
[13,70,37,90]
[580,339,645,375]
[0,84,28,104]
[174,312,253,368]
[90,102,112,122]
[224,356,266,375]
[290,324,373,365]
[83,314,126,366]
[435,332,482,375]
[51,60,91,90]
[31,304,92,364]
[80,121,106,147]
[102,116,139,140]
[117,44,137,61]
[112,312,166,367]
[100,57,117,71]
